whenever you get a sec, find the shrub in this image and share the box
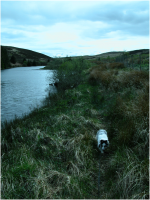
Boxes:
[27,60,32,66]
[53,58,89,91]
[90,60,103,65]
[22,61,27,67]
[88,67,113,88]
[22,58,26,63]
[1,46,10,69]
[121,70,148,89]
[10,55,16,64]
[108,62,125,69]
[32,60,36,66]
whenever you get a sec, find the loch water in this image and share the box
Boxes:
[1,66,56,123]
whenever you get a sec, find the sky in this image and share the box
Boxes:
[1,0,149,58]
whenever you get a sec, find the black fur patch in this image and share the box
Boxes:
[100,140,107,144]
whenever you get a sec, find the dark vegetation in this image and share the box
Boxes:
[1,49,149,198]
[1,46,11,69]
[10,55,16,64]
[1,45,52,69]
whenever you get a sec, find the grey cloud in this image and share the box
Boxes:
[93,1,148,22]
[79,1,149,40]
[81,20,149,40]
[1,1,149,56]
[1,1,79,26]
[1,1,149,28]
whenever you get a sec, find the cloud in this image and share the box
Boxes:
[2,1,148,26]
[1,1,149,57]
[42,23,79,43]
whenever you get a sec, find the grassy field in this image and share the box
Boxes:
[1,55,149,199]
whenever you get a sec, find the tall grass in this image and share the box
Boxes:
[1,58,149,199]
[88,60,149,198]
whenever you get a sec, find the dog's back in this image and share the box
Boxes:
[97,129,108,140]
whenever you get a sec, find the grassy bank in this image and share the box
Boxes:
[1,57,149,199]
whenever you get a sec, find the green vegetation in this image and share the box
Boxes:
[22,59,38,67]
[10,55,16,64]
[94,51,149,72]
[1,55,149,198]
[1,45,51,69]
[1,46,11,69]
[51,58,90,91]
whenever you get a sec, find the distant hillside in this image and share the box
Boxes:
[93,49,149,58]
[1,45,52,69]
[1,45,149,69]
[54,49,149,61]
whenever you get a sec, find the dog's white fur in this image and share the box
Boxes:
[97,129,109,153]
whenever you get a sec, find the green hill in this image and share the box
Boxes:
[1,45,52,69]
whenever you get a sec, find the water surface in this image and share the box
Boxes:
[1,66,56,123]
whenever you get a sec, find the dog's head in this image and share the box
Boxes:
[99,140,109,151]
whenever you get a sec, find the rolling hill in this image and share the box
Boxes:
[1,45,52,69]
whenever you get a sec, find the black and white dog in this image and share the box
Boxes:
[97,129,109,153]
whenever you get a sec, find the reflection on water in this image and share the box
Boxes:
[1,66,56,123]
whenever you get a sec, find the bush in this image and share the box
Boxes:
[53,58,89,91]
[88,67,113,88]
[32,60,36,66]
[10,55,16,64]
[27,60,32,66]
[22,58,26,63]
[121,70,149,89]
[1,46,10,69]
[108,62,125,69]
[22,61,27,67]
